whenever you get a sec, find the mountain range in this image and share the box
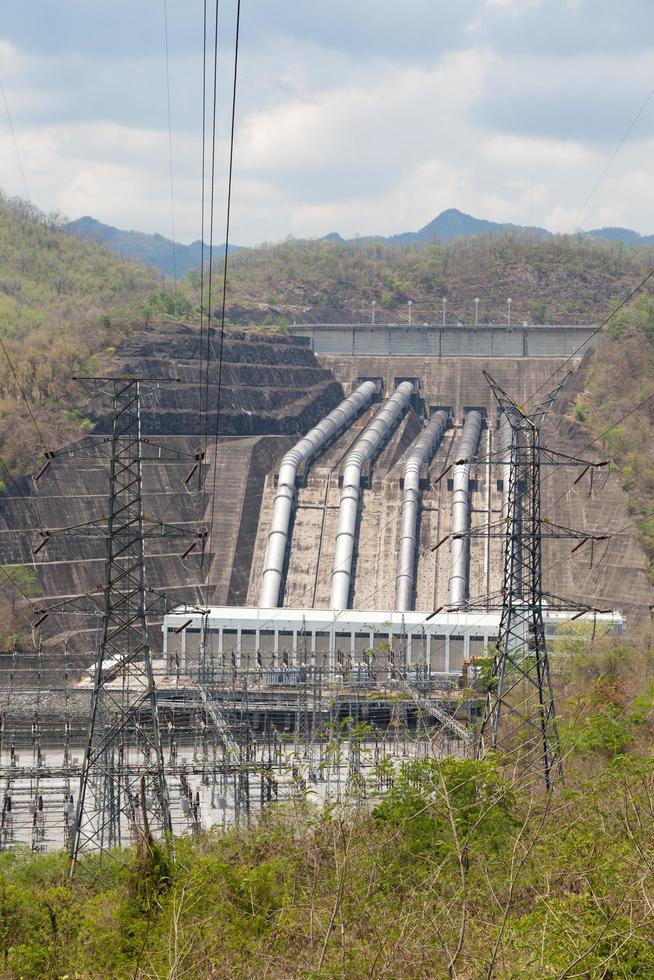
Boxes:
[324,209,654,249]
[64,215,239,279]
[64,208,654,278]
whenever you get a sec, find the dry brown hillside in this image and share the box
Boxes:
[200,232,654,327]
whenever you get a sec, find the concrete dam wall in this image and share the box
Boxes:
[292,323,598,358]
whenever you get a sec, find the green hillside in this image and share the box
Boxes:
[212,232,654,327]
[0,194,166,468]
[574,295,654,578]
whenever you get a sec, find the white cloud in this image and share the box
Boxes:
[0,120,206,239]
[485,0,542,11]
[2,3,654,245]
[483,133,594,168]
[239,50,493,186]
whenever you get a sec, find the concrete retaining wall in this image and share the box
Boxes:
[292,324,597,358]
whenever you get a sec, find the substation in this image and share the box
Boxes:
[0,320,645,857]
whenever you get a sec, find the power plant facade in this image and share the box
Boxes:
[163,323,633,679]
[164,606,621,680]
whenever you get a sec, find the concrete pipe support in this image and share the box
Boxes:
[330,381,415,610]
[448,410,483,609]
[259,380,377,608]
[395,410,448,611]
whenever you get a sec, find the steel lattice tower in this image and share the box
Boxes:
[69,379,171,872]
[479,377,563,790]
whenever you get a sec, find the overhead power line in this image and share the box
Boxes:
[0,76,30,201]
[201,0,221,482]
[206,0,242,568]
[0,334,51,455]
[570,82,654,233]
[525,265,654,411]
[198,0,209,446]
[162,0,178,288]
[526,77,654,413]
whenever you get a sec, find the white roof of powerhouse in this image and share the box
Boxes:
[163,605,622,631]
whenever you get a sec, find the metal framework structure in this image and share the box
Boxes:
[479,375,563,789]
[69,379,172,872]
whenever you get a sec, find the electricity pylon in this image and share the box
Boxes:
[478,372,593,789]
[68,378,172,871]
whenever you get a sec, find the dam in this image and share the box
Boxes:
[1,319,646,669]
[162,322,633,685]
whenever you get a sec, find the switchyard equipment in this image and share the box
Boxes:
[0,321,633,853]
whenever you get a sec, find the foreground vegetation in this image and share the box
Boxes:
[2,632,654,978]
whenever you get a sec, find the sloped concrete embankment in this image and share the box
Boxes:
[0,323,344,680]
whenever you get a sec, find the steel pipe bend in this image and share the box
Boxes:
[330,381,415,610]
[259,380,377,608]
[448,411,483,609]
[395,410,448,611]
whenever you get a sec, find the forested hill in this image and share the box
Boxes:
[219,232,654,326]
[0,193,165,468]
[65,215,238,279]
[63,206,654,277]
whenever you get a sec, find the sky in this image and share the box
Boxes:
[1,0,654,246]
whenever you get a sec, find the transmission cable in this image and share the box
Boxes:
[0,451,43,529]
[570,82,654,233]
[198,0,209,448]
[201,0,221,483]
[524,265,654,412]
[205,0,242,573]
[0,563,37,608]
[0,77,30,201]
[162,0,178,291]
[517,353,654,530]
[0,335,51,457]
